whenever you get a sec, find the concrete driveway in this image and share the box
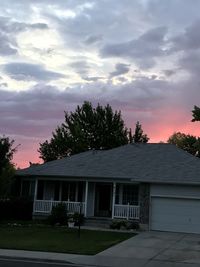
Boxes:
[73,231,200,267]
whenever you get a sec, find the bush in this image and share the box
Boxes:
[110,220,127,230]
[48,203,68,226]
[73,212,84,226]
[0,198,33,221]
[126,221,140,230]
[110,220,140,230]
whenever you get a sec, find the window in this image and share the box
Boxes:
[21,180,35,199]
[62,182,76,201]
[122,184,139,205]
[37,180,44,200]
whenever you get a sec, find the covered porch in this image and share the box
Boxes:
[29,179,140,220]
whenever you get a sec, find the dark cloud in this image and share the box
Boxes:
[84,34,103,45]
[2,62,65,81]
[178,51,200,75]
[69,61,91,76]
[0,31,17,55]
[0,77,171,139]
[82,76,104,82]
[0,16,48,33]
[110,63,130,77]
[172,20,200,52]
[101,26,168,68]
[163,69,176,77]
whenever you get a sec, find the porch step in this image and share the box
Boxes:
[84,217,112,229]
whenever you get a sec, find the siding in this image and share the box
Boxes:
[151,184,200,198]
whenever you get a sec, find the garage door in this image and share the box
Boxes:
[151,197,200,234]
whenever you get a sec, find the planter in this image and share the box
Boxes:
[68,221,75,228]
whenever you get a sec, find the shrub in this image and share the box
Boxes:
[0,198,33,221]
[110,219,127,230]
[73,212,84,226]
[126,221,140,230]
[48,203,68,226]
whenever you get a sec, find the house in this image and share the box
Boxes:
[16,143,200,234]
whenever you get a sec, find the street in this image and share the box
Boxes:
[0,258,91,267]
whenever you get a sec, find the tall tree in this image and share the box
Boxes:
[168,132,200,157]
[130,121,149,143]
[0,136,16,174]
[191,105,200,122]
[39,102,129,162]
[0,136,17,197]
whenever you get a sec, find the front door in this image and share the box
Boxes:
[95,183,112,217]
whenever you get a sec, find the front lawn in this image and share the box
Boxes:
[0,225,135,255]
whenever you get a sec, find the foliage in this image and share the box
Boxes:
[126,221,140,230]
[167,132,200,157]
[191,105,200,122]
[0,164,16,197]
[48,203,68,226]
[110,219,128,230]
[0,198,33,221]
[129,121,149,143]
[0,136,17,174]
[39,101,129,162]
[0,136,18,197]
[110,219,140,230]
[72,212,84,226]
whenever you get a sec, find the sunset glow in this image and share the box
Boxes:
[0,0,200,168]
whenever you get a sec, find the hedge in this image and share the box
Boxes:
[0,198,33,221]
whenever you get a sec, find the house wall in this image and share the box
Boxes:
[87,182,95,217]
[139,183,150,225]
[151,184,200,198]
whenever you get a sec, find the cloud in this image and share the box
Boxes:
[2,62,65,81]
[82,76,104,82]
[110,63,130,77]
[84,34,103,45]
[172,20,200,52]
[0,16,49,56]
[0,16,48,33]
[101,26,168,68]
[69,60,90,76]
[163,69,176,77]
[0,31,18,55]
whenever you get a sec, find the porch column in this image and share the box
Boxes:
[112,182,116,219]
[84,181,88,217]
[75,182,79,202]
[59,181,62,201]
[34,178,38,201]
[33,178,38,212]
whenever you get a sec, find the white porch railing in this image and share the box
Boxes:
[33,200,85,215]
[114,204,140,219]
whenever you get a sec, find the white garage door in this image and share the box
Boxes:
[151,197,200,234]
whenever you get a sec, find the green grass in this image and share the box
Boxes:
[0,225,135,255]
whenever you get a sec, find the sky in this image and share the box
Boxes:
[1,0,200,168]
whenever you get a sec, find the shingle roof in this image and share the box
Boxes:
[16,143,200,185]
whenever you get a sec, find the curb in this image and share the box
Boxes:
[0,255,97,267]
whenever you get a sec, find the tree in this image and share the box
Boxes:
[0,136,17,175]
[167,132,200,157]
[130,121,149,143]
[191,105,200,122]
[39,102,129,162]
[0,136,17,197]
